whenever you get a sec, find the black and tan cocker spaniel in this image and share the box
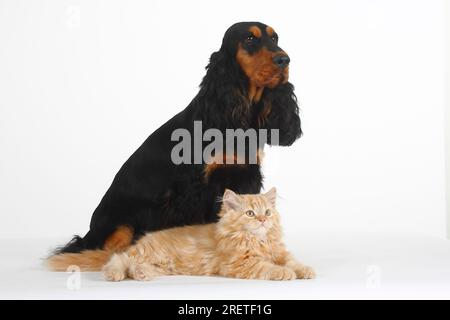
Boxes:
[53,21,302,254]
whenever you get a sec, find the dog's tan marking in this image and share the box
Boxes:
[249,25,262,38]
[203,150,265,180]
[104,225,134,252]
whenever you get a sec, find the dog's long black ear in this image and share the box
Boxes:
[206,50,228,78]
[197,50,250,130]
[262,82,302,146]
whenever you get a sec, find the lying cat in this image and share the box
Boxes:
[47,188,315,281]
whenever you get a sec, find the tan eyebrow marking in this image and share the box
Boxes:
[266,26,275,37]
[249,26,262,38]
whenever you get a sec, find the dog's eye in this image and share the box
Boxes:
[246,210,255,217]
[246,35,255,42]
[265,209,271,216]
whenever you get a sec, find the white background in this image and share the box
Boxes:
[445,0,450,239]
[0,0,448,240]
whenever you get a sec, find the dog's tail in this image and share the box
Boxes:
[54,235,87,254]
[46,249,111,271]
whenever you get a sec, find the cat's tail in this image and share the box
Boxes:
[46,250,112,271]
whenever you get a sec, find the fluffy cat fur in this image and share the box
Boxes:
[47,188,315,281]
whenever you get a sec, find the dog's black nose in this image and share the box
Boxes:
[273,55,290,69]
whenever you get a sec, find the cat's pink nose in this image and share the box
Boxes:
[257,216,267,223]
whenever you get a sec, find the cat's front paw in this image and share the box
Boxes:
[265,267,297,281]
[131,265,154,281]
[294,265,316,279]
[103,267,126,282]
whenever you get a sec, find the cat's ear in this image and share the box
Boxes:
[265,187,277,207]
[222,189,242,211]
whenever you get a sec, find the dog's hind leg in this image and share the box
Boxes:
[103,225,134,252]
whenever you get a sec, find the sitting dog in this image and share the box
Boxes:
[53,21,302,255]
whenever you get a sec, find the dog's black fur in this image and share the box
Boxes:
[56,22,301,254]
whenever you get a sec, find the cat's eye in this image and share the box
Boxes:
[246,210,255,217]
[265,209,271,216]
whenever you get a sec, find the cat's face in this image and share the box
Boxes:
[219,188,280,238]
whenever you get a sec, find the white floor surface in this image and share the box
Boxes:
[1,233,449,299]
